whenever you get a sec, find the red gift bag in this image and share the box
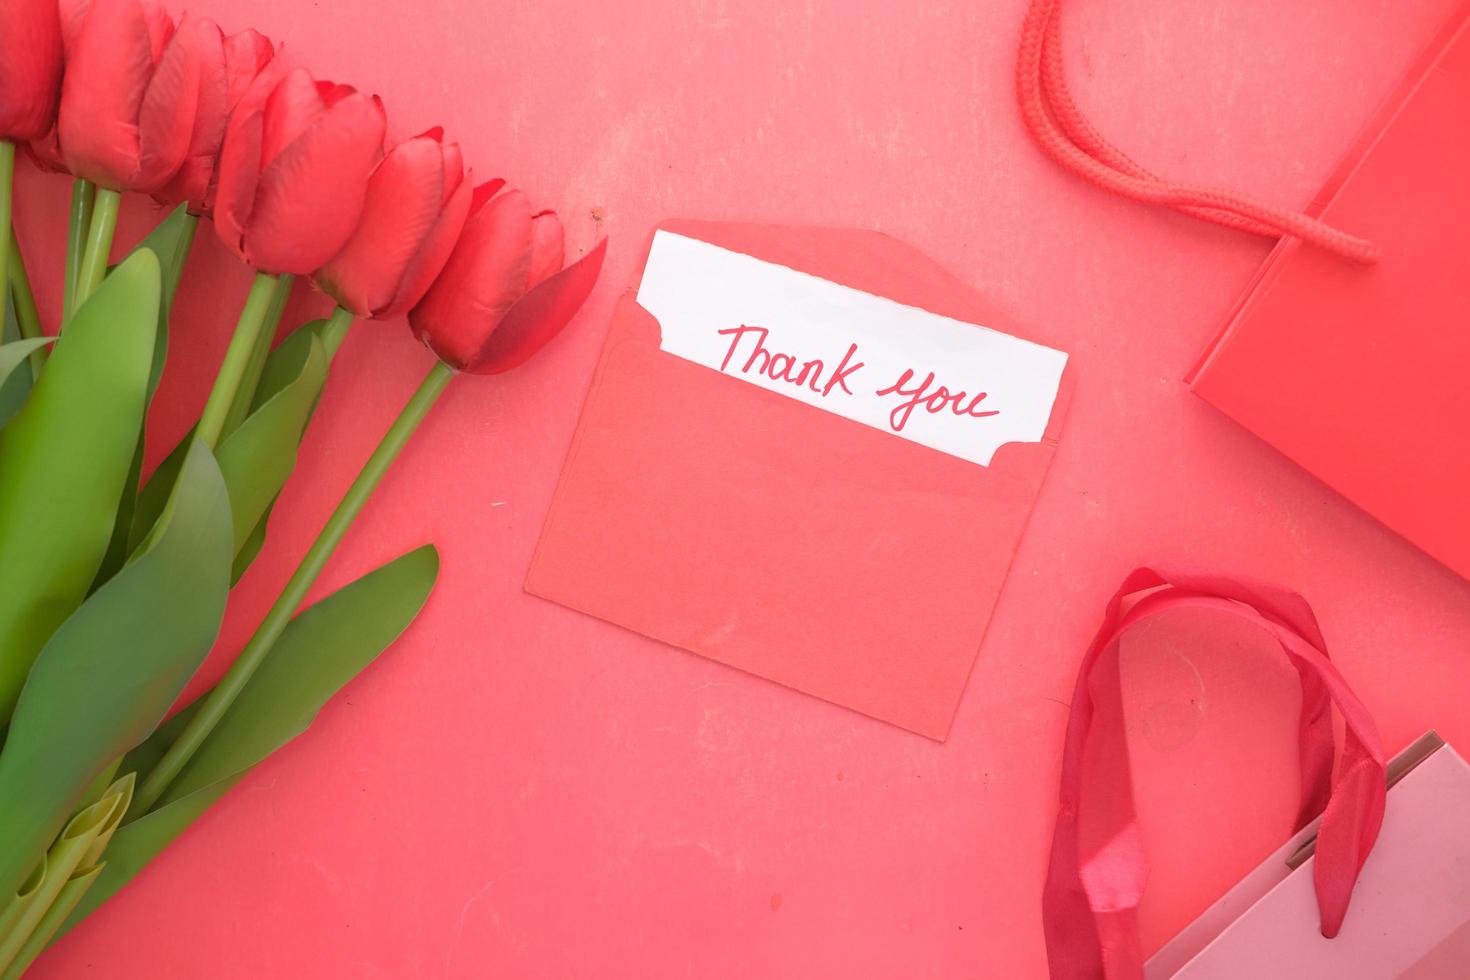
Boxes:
[1016,1,1470,580]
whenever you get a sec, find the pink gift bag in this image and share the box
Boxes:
[1149,731,1470,979]
[1043,569,1470,978]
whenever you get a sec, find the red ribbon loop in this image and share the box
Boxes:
[1042,568,1387,979]
[1017,0,1381,263]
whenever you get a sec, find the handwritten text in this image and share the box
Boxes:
[716,324,1000,433]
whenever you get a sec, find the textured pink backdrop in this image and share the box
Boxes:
[14,0,1470,976]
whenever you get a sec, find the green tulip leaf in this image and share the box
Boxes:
[115,702,203,796]
[0,338,54,388]
[90,442,150,594]
[215,332,326,554]
[165,547,438,806]
[231,518,269,584]
[251,318,327,410]
[134,204,195,398]
[89,206,198,592]
[0,338,53,429]
[0,437,232,902]
[130,320,328,567]
[54,545,439,940]
[226,318,332,584]
[126,437,185,555]
[0,250,160,722]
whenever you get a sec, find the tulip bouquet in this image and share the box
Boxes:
[0,0,605,972]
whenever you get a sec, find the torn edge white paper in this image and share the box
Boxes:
[636,230,1068,466]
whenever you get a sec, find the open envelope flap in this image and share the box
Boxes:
[527,220,1075,739]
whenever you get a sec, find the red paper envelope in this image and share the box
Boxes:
[526,221,1074,739]
[1188,3,1470,579]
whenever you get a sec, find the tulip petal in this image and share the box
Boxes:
[154,18,226,209]
[140,0,171,62]
[244,91,386,275]
[440,141,465,203]
[0,0,65,140]
[25,126,67,173]
[58,0,160,187]
[317,81,357,109]
[134,13,204,192]
[526,210,565,290]
[222,29,274,106]
[212,96,264,259]
[381,163,474,319]
[259,68,325,171]
[409,189,533,368]
[205,46,287,225]
[469,178,506,214]
[467,237,608,375]
[316,135,446,316]
[58,0,90,50]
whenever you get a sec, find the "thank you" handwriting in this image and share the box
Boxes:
[717,324,1000,434]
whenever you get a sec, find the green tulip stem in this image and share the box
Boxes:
[135,358,457,813]
[7,228,39,339]
[320,305,356,362]
[7,227,45,379]
[219,273,294,440]
[73,187,120,310]
[196,272,280,448]
[62,180,95,325]
[0,142,13,325]
[0,144,43,381]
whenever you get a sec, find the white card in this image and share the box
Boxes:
[636,231,1069,466]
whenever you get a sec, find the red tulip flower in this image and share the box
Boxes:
[24,123,65,173]
[213,67,386,276]
[409,184,607,373]
[21,0,88,169]
[155,27,276,216]
[0,0,64,141]
[314,128,473,319]
[57,0,206,192]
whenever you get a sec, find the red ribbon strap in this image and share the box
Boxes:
[1042,568,1387,979]
[1016,0,1381,263]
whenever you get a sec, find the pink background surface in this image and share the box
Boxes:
[13,0,1470,976]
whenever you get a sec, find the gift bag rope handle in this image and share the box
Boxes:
[1017,0,1382,264]
[1042,568,1387,980]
